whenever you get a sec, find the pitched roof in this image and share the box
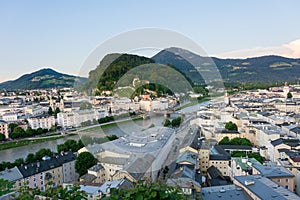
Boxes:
[176,151,197,165]
[0,166,23,182]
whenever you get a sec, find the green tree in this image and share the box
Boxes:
[75,152,97,176]
[240,138,252,146]
[54,107,61,118]
[164,119,171,127]
[219,136,230,145]
[25,153,36,163]
[25,127,35,137]
[57,144,68,154]
[64,140,78,152]
[10,126,26,139]
[77,140,85,150]
[287,92,293,99]
[50,125,57,132]
[0,134,5,141]
[106,135,118,141]
[104,179,184,200]
[8,123,18,132]
[48,107,54,115]
[171,116,182,127]
[225,121,238,131]
[0,178,14,196]
[13,158,24,167]
[34,148,52,160]
[36,127,44,135]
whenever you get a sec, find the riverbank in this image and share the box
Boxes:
[0,134,76,151]
[0,116,143,151]
[176,97,210,111]
[78,116,143,132]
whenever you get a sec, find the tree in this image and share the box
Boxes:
[219,136,230,145]
[164,119,171,127]
[287,92,293,99]
[26,127,35,137]
[8,123,18,132]
[75,152,97,176]
[219,137,252,146]
[10,126,26,139]
[0,134,5,141]
[13,158,24,167]
[34,148,52,160]
[106,135,118,141]
[25,153,36,163]
[64,140,78,152]
[57,144,68,154]
[54,107,61,118]
[48,107,54,115]
[0,178,14,196]
[171,116,182,127]
[225,121,238,131]
[36,127,44,135]
[104,179,184,200]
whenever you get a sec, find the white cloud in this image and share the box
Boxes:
[217,39,300,59]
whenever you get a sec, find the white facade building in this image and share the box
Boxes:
[27,115,55,130]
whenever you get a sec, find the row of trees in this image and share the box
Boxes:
[8,123,59,140]
[231,151,264,163]
[219,136,252,146]
[13,179,185,200]
[15,182,87,200]
[164,116,182,128]
[57,139,84,153]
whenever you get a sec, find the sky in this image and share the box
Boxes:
[1,0,300,83]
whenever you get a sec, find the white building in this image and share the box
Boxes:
[57,109,105,128]
[27,115,55,130]
[1,112,18,122]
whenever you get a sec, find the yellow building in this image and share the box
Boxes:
[0,120,9,139]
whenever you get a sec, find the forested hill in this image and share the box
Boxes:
[152,47,300,84]
[0,68,87,90]
[81,54,155,94]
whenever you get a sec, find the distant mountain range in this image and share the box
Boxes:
[2,47,300,91]
[0,68,87,90]
[153,47,300,84]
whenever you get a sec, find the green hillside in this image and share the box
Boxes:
[0,68,87,90]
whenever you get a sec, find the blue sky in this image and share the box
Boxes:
[1,0,300,82]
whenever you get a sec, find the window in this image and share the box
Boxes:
[286,179,289,183]
[285,185,289,189]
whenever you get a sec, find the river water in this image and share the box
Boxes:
[0,116,164,162]
[0,101,209,162]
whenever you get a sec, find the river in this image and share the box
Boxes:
[0,101,210,162]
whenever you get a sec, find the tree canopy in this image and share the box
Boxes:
[225,121,238,131]
[219,136,252,146]
[104,179,184,200]
[75,152,97,176]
